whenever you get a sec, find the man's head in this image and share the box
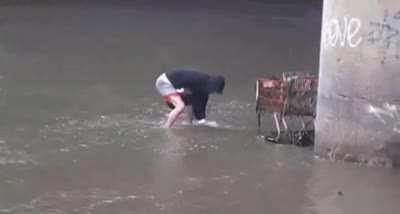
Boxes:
[207,75,225,94]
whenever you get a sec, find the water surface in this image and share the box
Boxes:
[0,1,399,213]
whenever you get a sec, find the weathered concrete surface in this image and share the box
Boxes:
[316,0,400,167]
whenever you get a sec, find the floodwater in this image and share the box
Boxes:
[0,0,399,213]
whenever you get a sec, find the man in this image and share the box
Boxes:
[155,69,225,128]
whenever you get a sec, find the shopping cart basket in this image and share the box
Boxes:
[255,72,318,145]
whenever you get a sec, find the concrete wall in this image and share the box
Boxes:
[316,0,400,167]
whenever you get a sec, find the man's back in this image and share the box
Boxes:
[166,70,211,94]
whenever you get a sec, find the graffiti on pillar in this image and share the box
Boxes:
[322,16,363,49]
[368,103,400,134]
[367,9,400,49]
[367,9,400,64]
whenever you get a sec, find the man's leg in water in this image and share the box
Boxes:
[164,94,185,128]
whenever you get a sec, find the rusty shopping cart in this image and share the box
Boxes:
[255,72,318,145]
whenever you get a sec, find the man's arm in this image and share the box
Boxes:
[164,95,185,128]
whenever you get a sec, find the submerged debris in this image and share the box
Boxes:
[264,130,314,147]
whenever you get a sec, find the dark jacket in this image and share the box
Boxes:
[166,70,225,120]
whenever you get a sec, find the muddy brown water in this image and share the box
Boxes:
[0,1,399,213]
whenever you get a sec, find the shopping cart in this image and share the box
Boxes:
[255,72,318,145]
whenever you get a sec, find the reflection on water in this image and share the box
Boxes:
[1,1,400,214]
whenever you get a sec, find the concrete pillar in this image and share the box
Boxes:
[316,0,400,167]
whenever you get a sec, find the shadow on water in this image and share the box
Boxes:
[1,1,400,214]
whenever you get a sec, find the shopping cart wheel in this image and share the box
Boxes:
[265,136,278,143]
